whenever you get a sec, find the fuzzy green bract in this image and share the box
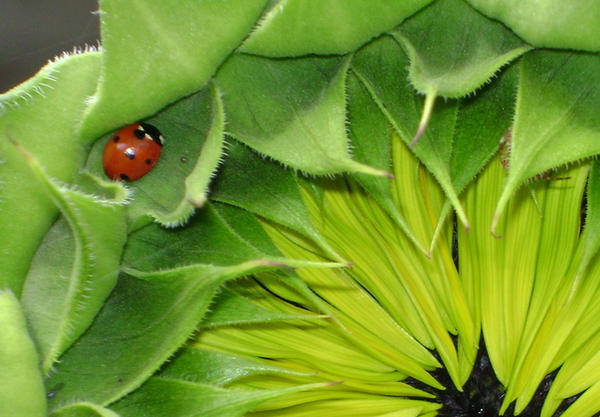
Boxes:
[79,0,268,142]
[0,52,101,295]
[2,0,600,416]
[466,0,600,52]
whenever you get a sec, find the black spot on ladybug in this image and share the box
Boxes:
[145,158,152,165]
[125,148,136,160]
[133,128,145,139]
[113,136,120,143]
[120,173,130,181]
[140,122,164,146]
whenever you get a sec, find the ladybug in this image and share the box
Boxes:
[102,122,164,181]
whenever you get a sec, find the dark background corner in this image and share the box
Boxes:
[1,0,100,93]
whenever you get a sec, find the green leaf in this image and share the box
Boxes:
[216,54,385,176]
[86,83,226,227]
[50,403,119,417]
[393,0,530,98]
[241,0,433,56]
[211,142,343,261]
[44,198,345,408]
[122,204,263,271]
[201,287,324,328]
[346,72,427,255]
[428,62,518,251]
[79,0,268,141]
[0,291,46,417]
[467,0,600,52]
[209,202,349,324]
[159,347,308,387]
[45,261,281,409]
[0,52,101,294]
[210,202,282,257]
[492,50,600,233]
[450,63,518,193]
[111,377,329,417]
[351,35,469,230]
[16,148,127,374]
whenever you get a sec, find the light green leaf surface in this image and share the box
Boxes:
[86,83,225,227]
[0,52,101,294]
[112,377,328,417]
[241,0,433,56]
[394,0,530,97]
[492,50,600,233]
[80,0,268,141]
[17,149,127,374]
[540,332,600,417]
[217,54,384,176]
[0,291,46,417]
[51,402,119,417]
[498,165,591,413]
[559,381,600,417]
[467,0,600,52]
[159,347,308,387]
[351,35,468,229]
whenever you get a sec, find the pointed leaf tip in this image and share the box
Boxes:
[411,91,437,149]
[188,196,207,208]
[257,260,295,269]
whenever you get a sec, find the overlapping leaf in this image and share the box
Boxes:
[467,0,600,52]
[16,149,127,374]
[346,71,426,254]
[394,0,530,98]
[492,50,600,233]
[216,53,385,176]
[211,142,343,261]
[201,287,324,328]
[351,35,468,229]
[429,62,517,251]
[241,0,433,56]
[4,1,600,416]
[45,233,290,408]
[0,52,101,294]
[111,377,329,417]
[80,0,268,141]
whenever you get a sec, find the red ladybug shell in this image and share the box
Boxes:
[102,123,164,181]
